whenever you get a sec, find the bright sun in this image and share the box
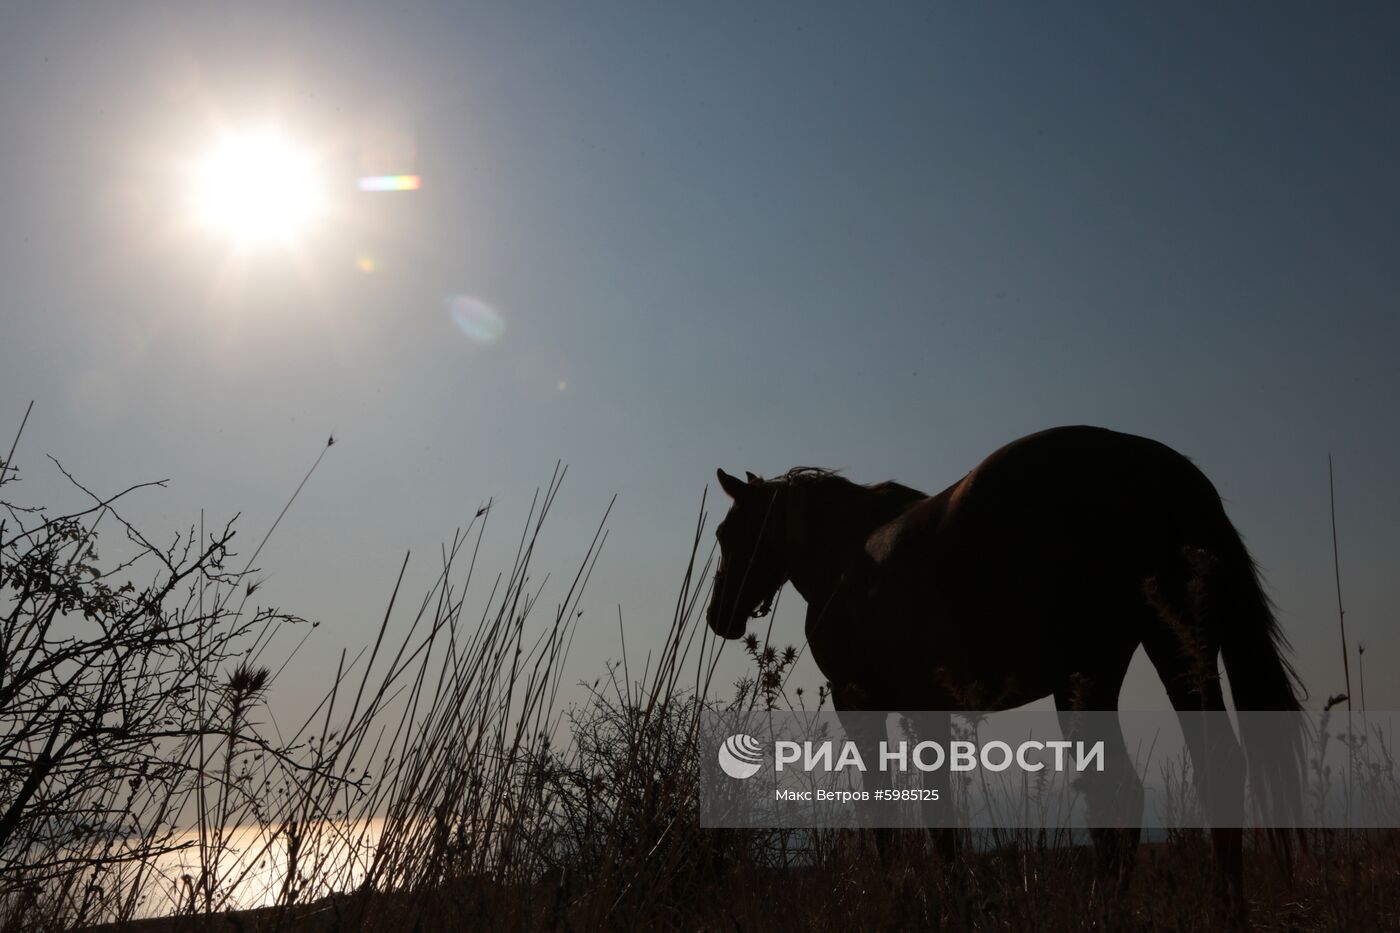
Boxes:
[192,131,325,245]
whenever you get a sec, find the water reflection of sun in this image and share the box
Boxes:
[131,817,385,918]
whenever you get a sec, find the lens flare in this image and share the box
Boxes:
[448,296,505,343]
[358,175,421,192]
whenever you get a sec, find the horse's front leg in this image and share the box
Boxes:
[906,710,957,861]
[833,682,895,857]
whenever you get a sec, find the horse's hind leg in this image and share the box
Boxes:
[1052,648,1142,892]
[1143,621,1247,923]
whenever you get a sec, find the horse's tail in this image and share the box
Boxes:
[1214,520,1307,829]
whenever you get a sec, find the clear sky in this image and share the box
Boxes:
[3,2,1397,715]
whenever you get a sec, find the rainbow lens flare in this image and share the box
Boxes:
[448,296,505,344]
[358,175,421,192]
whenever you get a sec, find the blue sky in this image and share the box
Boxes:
[2,2,1397,713]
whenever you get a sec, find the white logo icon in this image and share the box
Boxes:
[718,733,764,779]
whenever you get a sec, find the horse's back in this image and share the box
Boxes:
[869,425,1235,608]
[962,424,1222,532]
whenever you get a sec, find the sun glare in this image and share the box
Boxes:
[192,131,324,245]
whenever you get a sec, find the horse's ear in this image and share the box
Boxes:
[745,471,760,484]
[716,469,749,500]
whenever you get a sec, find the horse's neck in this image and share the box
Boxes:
[785,482,919,603]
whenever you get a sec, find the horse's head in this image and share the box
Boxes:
[707,469,789,640]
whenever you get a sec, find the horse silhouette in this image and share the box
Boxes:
[708,425,1303,914]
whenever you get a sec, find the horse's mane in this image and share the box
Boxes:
[773,466,846,485]
[768,467,925,505]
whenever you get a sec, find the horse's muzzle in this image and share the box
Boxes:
[705,587,750,640]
